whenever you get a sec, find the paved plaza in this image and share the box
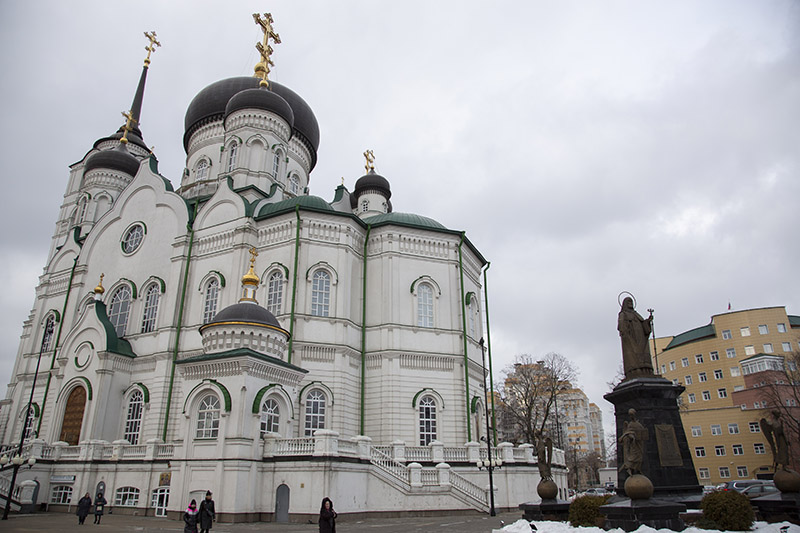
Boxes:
[1,511,525,533]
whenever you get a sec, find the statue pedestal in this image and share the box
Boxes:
[519,499,570,522]
[604,377,702,505]
[600,497,686,532]
[751,492,800,525]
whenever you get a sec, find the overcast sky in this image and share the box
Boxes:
[1,1,798,444]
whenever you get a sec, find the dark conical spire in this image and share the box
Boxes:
[116,65,148,140]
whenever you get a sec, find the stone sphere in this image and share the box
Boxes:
[624,474,654,500]
[774,469,800,493]
[537,479,558,500]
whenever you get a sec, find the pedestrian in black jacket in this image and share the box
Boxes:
[199,491,215,533]
[184,499,199,533]
[76,492,92,524]
[319,497,337,533]
[93,493,107,524]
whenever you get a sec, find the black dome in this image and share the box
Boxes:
[206,302,283,330]
[184,77,319,168]
[354,170,391,198]
[83,144,140,177]
[225,87,294,128]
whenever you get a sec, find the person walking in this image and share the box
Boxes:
[92,492,107,524]
[199,491,216,533]
[184,499,199,533]
[318,497,337,533]
[76,492,92,524]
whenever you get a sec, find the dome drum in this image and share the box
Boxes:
[83,145,141,178]
[200,324,289,360]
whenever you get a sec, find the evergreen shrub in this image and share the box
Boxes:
[568,494,612,527]
[698,490,755,531]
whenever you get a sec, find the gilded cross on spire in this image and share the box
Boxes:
[248,246,259,267]
[143,31,161,67]
[363,150,375,173]
[120,110,138,144]
[253,13,281,88]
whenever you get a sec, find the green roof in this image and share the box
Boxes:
[177,347,307,373]
[664,324,716,350]
[255,195,335,219]
[363,212,447,230]
[789,315,800,327]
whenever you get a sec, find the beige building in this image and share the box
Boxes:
[655,306,800,486]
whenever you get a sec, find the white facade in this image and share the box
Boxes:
[0,51,564,521]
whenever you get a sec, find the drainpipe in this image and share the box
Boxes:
[37,255,79,435]
[482,262,497,446]
[287,206,301,364]
[359,225,371,435]
[457,232,471,442]
[162,202,197,441]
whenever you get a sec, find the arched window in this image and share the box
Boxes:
[267,271,283,315]
[41,314,56,352]
[77,196,88,223]
[196,394,220,439]
[417,283,434,328]
[51,485,73,504]
[419,395,437,445]
[227,143,238,172]
[272,150,282,177]
[141,284,160,333]
[304,389,326,436]
[21,405,36,440]
[289,175,300,195]
[361,199,369,213]
[124,390,144,444]
[260,398,280,436]
[468,301,477,338]
[108,285,132,337]
[196,159,209,180]
[203,278,220,324]
[311,271,331,317]
[115,487,140,506]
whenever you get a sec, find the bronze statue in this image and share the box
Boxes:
[619,408,647,476]
[535,432,553,481]
[760,409,790,472]
[618,296,654,380]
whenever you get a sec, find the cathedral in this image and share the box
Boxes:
[0,17,562,520]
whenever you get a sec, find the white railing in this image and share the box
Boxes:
[449,470,489,508]
[443,447,468,462]
[102,447,114,459]
[41,445,54,459]
[369,446,410,485]
[513,448,527,461]
[60,446,80,459]
[420,468,439,485]
[337,439,358,457]
[122,445,146,458]
[478,448,500,461]
[274,438,315,456]
[156,444,174,458]
[405,447,430,462]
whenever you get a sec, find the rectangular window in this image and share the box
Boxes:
[715,445,726,456]
[749,422,760,433]
[728,423,739,434]
[685,375,693,385]
[698,468,710,479]
[699,372,707,382]
[670,361,676,370]
[682,357,689,367]
[661,364,667,374]
[737,466,749,477]
[732,444,744,455]
[719,466,731,478]
[710,351,719,361]
[695,354,704,364]
[783,342,792,352]
[730,366,741,377]
[691,426,702,437]
[714,369,723,380]
[763,343,773,353]
[734,385,744,392]
[740,327,751,337]
[754,443,766,454]
[777,323,787,333]
[718,388,728,398]
[722,329,732,340]
[688,393,696,403]
[51,485,73,504]
[702,390,711,401]
[726,348,736,358]
[758,324,768,335]
[695,447,706,457]
[744,345,755,356]
[711,424,722,435]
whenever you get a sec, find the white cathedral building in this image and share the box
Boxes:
[0,23,564,521]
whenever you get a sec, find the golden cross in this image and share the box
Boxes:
[249,246,259,268]
[120,110,138,144]
[341,177,345,186]
[363,150,375,172]
[253,13,281,87]
[143,31,161,66]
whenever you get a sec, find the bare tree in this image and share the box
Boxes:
[497,353,578,445]
[755,350,800,471]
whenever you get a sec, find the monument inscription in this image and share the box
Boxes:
[654,424,683,467]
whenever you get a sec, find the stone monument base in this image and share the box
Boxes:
[600,497,686,532]
[519,499,571,522]
[751,492,800,525]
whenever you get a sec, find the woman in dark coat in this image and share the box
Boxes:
[199,491,215,533]
[184,499,199,533]
[76,492,92,524]
[319,497,337,533]
[93,492,107,524]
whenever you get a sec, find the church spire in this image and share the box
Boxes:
[252,13,281,88]
[240,247,260,303]
[114,31,161,144]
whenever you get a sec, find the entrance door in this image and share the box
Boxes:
[59,386,87,445]
[152,487,169,517]
[275,484,289,523]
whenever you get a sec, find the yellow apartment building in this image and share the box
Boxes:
[654,306,800,486]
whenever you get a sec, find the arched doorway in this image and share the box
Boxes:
[275,484,289,523]
[59,386,86,445]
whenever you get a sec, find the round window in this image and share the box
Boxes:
[122,224,145,254]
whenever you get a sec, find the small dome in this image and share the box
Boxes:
[83,144,140,177]
[354,170,391,199]
[204,302,283,330]
[363,212,447,230]
[224,87,294,128]
[255,195,335,219]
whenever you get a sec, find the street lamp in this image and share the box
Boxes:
[478,338,497,516]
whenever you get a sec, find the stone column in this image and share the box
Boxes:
[353,435,372,460]
[313,429,339,456]
[497,442,515,464]
[519,443,534,463]
[430,440,444,463]
[436,463,451,487]
[144,438,161,460]
[111,439,129,460]
[391,440,406,462]
[408,462,422,488]
[51,441,67,461]
[262,432,278,458]
[28,438,45,459]
[465,441,480,463]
